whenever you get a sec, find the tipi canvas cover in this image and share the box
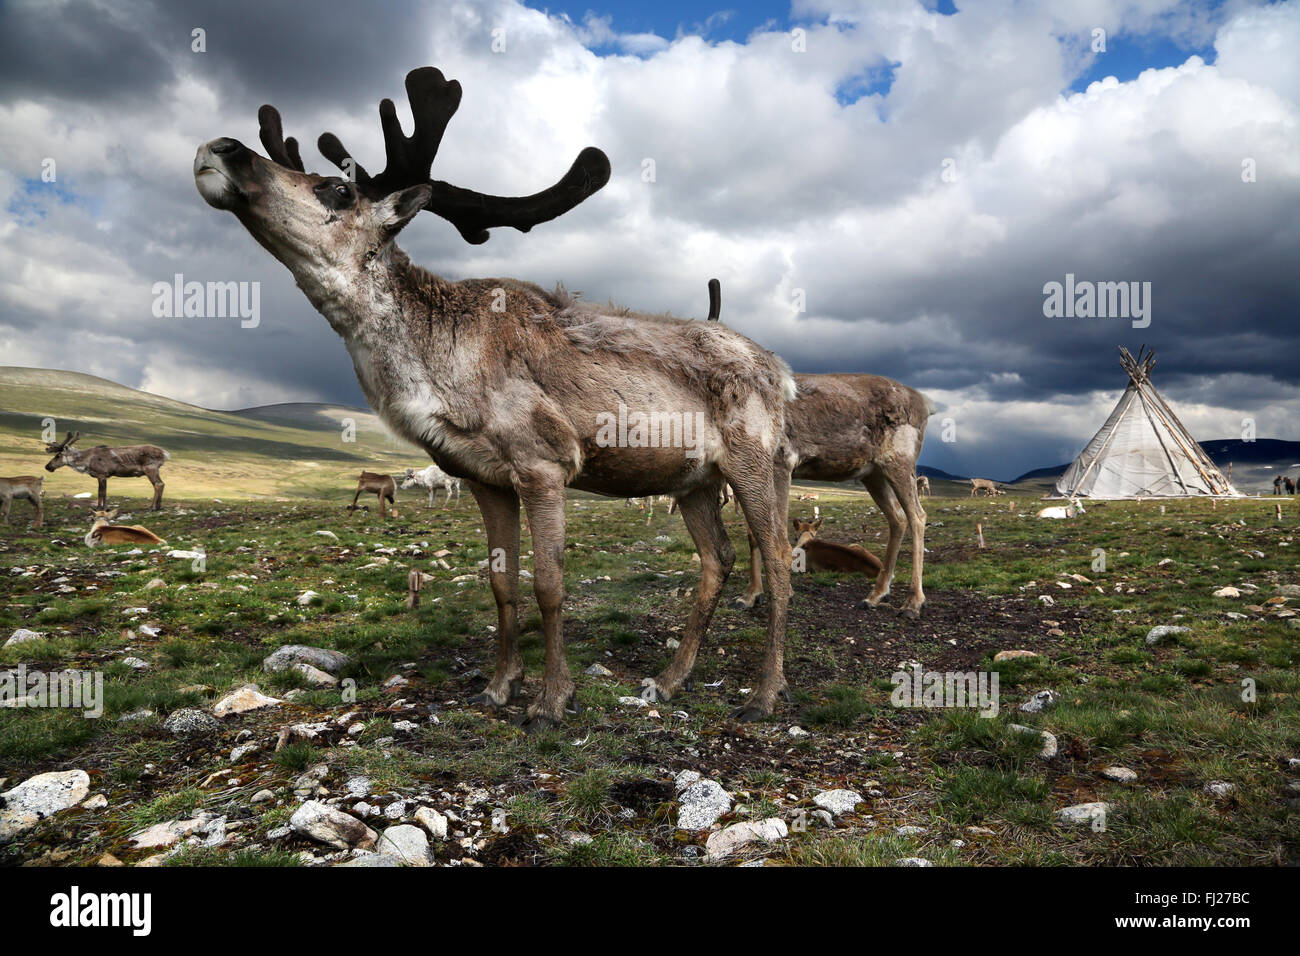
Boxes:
[1054,347,1239,498]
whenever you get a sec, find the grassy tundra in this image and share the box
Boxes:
[1,487,1297,867]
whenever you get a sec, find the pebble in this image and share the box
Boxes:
[289,801,378,850]
[677,780,732,830]
[1102,766,1138,783]
[812,789,863,816]
[1055,802,1110,826]
[896,857,933,867]
[163,708,219,737]
[704,818,787,860]
[1145,625,1191,646]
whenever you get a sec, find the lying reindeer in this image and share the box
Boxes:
[791,515,884,579]
[85,509,166,547]
[0,475,44,528]
[1036,498,1085,519]
[349,472,397,517]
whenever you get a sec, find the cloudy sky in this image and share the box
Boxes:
[1,0,1297,478]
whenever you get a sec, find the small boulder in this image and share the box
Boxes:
[377,824,433,866]
[4,628,43,647]
[1145,625,1191,646]
[0,770,91,843]
[993,650,1038,662]
[896,857,934,867]
[163,708,219,737]
[1055,802,1110,827]
[704,818,787,861]
[414,807,449,840]
[212,685,282,718]
[290,800,378,850]
[1102,766,1138,784]
[263,644,351,675]
[677,780,732,830]
[1009,723,1058,759]
[812,789,863,816]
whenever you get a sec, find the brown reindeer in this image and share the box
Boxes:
[194,66,797,727]
[0,475,44,528]
[84,509,166,547]
[969,478,1003,497]
[915,474,931,497]
[702,281,932,617]
[349,471,396,516]
[44,432,169,510]
[792,515,884,578]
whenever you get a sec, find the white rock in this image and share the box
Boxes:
[121,657,150,670]
[1019,690,1056,713]
[896,857,934,867]
[1203,781,1235,798]
[812,789,863,816]
[414,807,449,840]
[289,801,378,850]
[1009,724,1058,759]
[1055,802,1111,826]
[677,780,732,830]
[705,818,787,860]
[0,770,91,843]
[263,644,351,675]
[1145,625,1191,645]
[251,789,275,805]
[290,662,338,687]
[163,708,219,737]
[315,530,339,540]
[378,824,433,866]
[895,825,927,836]
[1102,766,1138,783]
[212,685,282,717]
[583,663,614,677]
[1212,587,1241,598]
[82,793,108,810]
[4,628,43,647]
[673,770,701,792]
[296,590,320,606]
[166,550,204,560]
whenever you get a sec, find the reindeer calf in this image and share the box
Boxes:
[85,509,166,547]
[792,516,884,579]
[0,476,44,528]
[349,472,396,517]
[1036,498,1085,519]
[400,464,461,507]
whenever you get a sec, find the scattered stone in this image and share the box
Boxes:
[393,720,419,733]
[1055,802,1111,826]
[1102,766,1138,784]
[1009,723,1058,759]
[377,824,433,866]
[290,800,378,850]
[584,663,614,677]
[290,662,338,687]
[895,825,926,836]
[230,742,260,763]
[121,656,150,670]
[263,644,351,675]
[1019,690,1056,713]
[993,649,1038,662]
[212,685,282,718]
[1277,585,1300,598]
[1203,781,1235,798]
[336,851,401,867]
[812,789,862,816]
[788,725,809,737]
[346,776,372,798]
[1145,625,1192,646]
[673,770,701,792]
[251,789,275,805]
[1212,587,1241,598]
[117,709,154,723]
[4,628,42,647]
[163,708,219,737]
[0,770,91,843]
[677,780,732,830]
[82,793,108,810]
[314,530,339,541]
[705,818,787,860]
[97,853,124,867]
[143,578,166,590]
[414,807,449,840]
[896,857,933,867]
[295,590,320,606]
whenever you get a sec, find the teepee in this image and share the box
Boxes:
[1054,347,1240,499]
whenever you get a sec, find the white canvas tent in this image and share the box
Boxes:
[1054,347,1240,499]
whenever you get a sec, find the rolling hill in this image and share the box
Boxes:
[0,367,422,501]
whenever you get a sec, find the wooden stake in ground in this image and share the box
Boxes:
[976,522,985,549]
[1277,502,1284,521]
[407,568,432,609]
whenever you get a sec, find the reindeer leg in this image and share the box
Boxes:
[466,480,525,708]
[733,532,764,609]
[349,487,363,512]
[146,466,164,510]
[643,485,733,703]
[515,468,575,732]
[883,463,927,619]
[864,473,904,607]
[97,478,108,509]
[33,495,43,530]
[0,496,10,524]
[728,456,792,721]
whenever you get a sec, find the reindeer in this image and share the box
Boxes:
[195,66,797,727]
[969,478,1003,497]
[1036,498,1085,519]
[1287,477,1297,496]
[401,464,462,507]
[349,472,396,516]
[44,432,169,510]
[0,476,44,528]
[702,282,932,617]
[84,509,166,547]
[915,474,930,497]
[791,514,884,579]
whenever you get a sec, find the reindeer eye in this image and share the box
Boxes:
[314,180,355,211]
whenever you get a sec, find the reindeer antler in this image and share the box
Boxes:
[257,105,305,172]
[312,67,612,245]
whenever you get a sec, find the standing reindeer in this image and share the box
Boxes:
[969,478,1003,497]
[349,472,396,516]
[44,432,169,510]
[401,464,462,507]
[195,66,797,727]
[0,475,44,528]
[915,474,931,497]
[702,281,932,617]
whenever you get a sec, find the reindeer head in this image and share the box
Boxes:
[792,515,824,549]
[89,508,120,526]
[195,67,610,282]
[44,431,81,471]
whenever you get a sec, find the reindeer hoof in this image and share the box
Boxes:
[640,679,668,704]
[683,677,695,693]
[730,706,768,723]
[898,606,921,621]
[516,714,558,734]
[468,692,504,709]
[780,686,793,704]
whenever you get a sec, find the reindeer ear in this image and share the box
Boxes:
[375,185,433,239]
[813,517,823,529]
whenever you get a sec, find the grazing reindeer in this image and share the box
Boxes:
[915,474,930,497]
[1287,477,1297,495]
[969,478,1003,497]
[0,475,44,528]
[85,509,166,547]
[349,472,396,516]
[1036,498,1085,519]
[401,464,461,507]
[195,66,797,726]
[792,515,884,579]
[44,432,169,510]
[703,282,932,617]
